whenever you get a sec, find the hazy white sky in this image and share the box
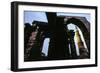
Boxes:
[57,12,90,22]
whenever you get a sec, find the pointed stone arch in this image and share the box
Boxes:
[65,17,90,58]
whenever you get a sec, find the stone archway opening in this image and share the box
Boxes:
[66,23,89,59]
[65,17,90,58]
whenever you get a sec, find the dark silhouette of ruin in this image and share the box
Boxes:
[24,12,90,61]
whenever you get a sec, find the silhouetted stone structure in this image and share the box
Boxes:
[47,15,70,60]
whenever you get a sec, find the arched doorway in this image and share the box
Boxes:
[65,17,90,58]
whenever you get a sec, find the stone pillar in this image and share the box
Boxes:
[69,30,78,59]
[46,13,70,59]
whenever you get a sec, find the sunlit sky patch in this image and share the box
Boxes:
[24,11,48,24]
[57,12,90,22]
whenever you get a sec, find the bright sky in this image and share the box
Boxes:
[57,12,90,22]
[24,11,48,24]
